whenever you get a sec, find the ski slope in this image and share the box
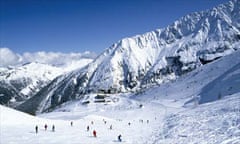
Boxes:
[0,96,171,144]
[159,94,240,144]
[1,92,239,144]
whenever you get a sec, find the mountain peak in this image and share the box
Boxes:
[17,0,240,114]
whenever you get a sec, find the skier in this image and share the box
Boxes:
[44,124,48,131]
[87,125,90,131]
[128,122,131,126]
[70,121,73,126]
[118,134,122,142]
[110,125,112,130]
[91,121,94,125]
[52,125,55,132]
[147,120,149,123]
[93,130,97,137]
[35,125,38,134]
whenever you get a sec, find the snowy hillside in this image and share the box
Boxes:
[2,0,240,143]
[0,58,93,107]
[2,48,240,144]
[17,0,240,114]
[46,49,240,144]
[69,0,240,92]
[158,94,240,144]
[1,95,239,144]
[135,49,240,106]
[132,49,240,143]
[0,98,168,144]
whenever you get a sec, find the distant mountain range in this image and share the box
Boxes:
[2,0,239,114]
[0,58,93,106]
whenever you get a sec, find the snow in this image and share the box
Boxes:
[1,1,240,143]
[2,48,240,143]
[1,49,240,143]
[135,49,240,107]
[28,0,240,113]
[0,59,93,84]
[1,92,239,144]
[159,94,240,144]
[0,96,169,144]
[0,58,93,106]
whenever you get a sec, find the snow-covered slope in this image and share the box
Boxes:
[130,50,240,143]
[18,0,240,114]
[1,94,239,144]
[2,35,240,144]
[3,48,240,143]
[158,94,240,144]
[136,49,240,107]
[79,0,240,92]
[0,98,167,144]
[0,104,43,125]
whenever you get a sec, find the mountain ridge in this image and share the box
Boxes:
[0,58,93,106]
[17,0,240,114]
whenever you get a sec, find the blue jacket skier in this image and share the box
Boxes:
[118,134,122,142]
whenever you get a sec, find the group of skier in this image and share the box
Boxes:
[34,118,151,142]
[90,119,122,141]
[35,124,55,134]
[34,120,123,142]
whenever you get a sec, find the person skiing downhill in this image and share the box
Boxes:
[52,125,55,132]
[93,130,97,137]
[44,124,48,131]
[70,121,73,126]
[35,125,38,134]
[87,125,90,131]
[118,134,122,142]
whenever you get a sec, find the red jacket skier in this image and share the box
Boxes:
[93,130,97,137]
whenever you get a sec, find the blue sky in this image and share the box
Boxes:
[1,0,229,54]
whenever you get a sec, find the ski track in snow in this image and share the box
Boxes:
[1,95,179,144]
[2,94,239,144]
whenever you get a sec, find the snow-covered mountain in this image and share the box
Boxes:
[136,48,240,106]
[17,0,240,114]
[2,50,240,143]
[4,49,240,143]
[0,62,63,106]
[0,58,93,106]
[134,49,240,144]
